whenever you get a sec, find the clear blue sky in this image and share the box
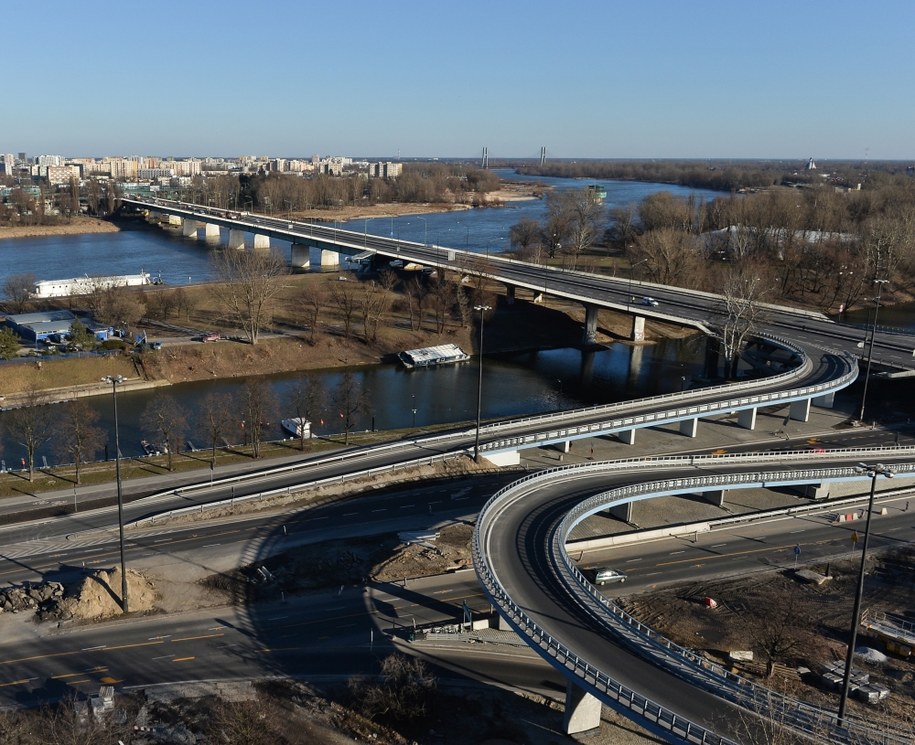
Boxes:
[8,0,914,160]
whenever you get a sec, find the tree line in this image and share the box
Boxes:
[0,370,372,482]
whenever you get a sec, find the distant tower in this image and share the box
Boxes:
[481,147,489,169]
[805,157,817,170]
[540,146,546,166]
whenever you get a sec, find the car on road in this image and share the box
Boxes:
[200,332,221,343]
[592,567,627,585]
[641,296,659,307]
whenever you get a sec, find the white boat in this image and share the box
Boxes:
[281,417,311,438]
[398,343,469,370]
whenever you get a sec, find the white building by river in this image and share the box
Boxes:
[31,273,151,298]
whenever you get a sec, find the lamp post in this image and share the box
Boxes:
[837,462,895,723]
[411,394,417,428]
[102,375,129,613]
[418,216,428,245]
[627,257,649,309]
[473,304,491,462]
[858,278,889,423]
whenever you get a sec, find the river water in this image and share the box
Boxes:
[0,174,752,466]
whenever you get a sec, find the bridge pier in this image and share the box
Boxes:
[253,233,271,249]
[166,214,182,226]
[532,291,544,304]
[630,314,645,342]
[504,285,516,305]
[789,398,811,422]
[583,305,599,344]
[563,682,601,735]
[618,428,636,445]
[703,489,727,507]
[310,246,341,267]
[181,218,198,237]
[679,417,698,438]
[606,501,633,521]
[290,243,310,269]
[227,229,246,250]
[803,483,830,499]
[737,407,757,430]
[204,222,221,239]
[704,336,721,378]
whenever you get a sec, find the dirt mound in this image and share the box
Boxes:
[55,567,158,621]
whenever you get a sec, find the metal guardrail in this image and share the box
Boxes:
[480,337,857,453]
[474,450,915,745]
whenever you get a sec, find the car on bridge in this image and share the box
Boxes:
[641,296,659,307]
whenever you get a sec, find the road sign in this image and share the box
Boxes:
[851,531,859,545]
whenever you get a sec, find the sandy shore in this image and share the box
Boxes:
[0,217,120,241]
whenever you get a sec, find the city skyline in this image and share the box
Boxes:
[7,0,914,161]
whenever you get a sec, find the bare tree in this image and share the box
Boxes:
[285,375,324,451]
[3,385,54,481]
[348,653,436,724]
[54,399,104,484]
[197,392,236,460]
[747,597,806,678]
[141,392,187,471]
[428,275,454,334]
[238,377,278,458]
[358,279,389,343]
[2,272,36,313]
[545,187,605,269]
[210,248,288,344]
[329,279,358,338]
[302,288,322,344]
[332,369,368,445]
[404,276,427,330]
[718,267,769,379]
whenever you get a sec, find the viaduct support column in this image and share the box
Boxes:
[630,315,645,342]
[204,223,221,239]
[227,229,246,250]
[704,336,721,378]
[790,398,811,422]
[253,233,270,249]
[679,417,698,438]
[606,502,633,521]
[310,246,340,268]
[504,285,516,305]
[563,682,601,735]
[618,429,636,445]
[737,407,757,430]
[181,218,198,237]
[704,489,727,507]
[582,305,599,344]
[290,243,311,269]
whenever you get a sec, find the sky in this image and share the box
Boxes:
[7,0,914,161]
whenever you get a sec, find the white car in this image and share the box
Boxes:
[641,296,659,307]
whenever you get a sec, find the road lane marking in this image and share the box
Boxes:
[0,678,37,687]
[172,657,195,663]
[170,632,224,643]
[625,558,642,563]
[669,550,685,555]
[104,641,163,651]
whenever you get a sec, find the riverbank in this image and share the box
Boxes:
[0,216,121,241]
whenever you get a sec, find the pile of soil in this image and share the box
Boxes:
[52,567,158,621]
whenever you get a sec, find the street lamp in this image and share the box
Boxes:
[411,394,417,428]
[627,257,649,309]
[837,462,895,723]
[418,216,428,245]
[858,278,889,423]
[101,375,129,613]
[473,304,492,463]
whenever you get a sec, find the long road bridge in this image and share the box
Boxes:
[123,196,915,381]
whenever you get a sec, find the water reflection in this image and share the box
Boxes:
[0,337,705,465]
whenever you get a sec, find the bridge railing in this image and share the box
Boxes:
[474,450,915,745]
[480,338,857,452]
[471,517,738,745]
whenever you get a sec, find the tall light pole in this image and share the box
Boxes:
[473,304,491,463]
[858,278,889,423]
[102,375,129,613]
[627,257,649,310]
[418,216,428,245]
[837,462,895,723]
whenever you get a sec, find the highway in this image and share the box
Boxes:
[124,196,915,375]
[475,450,915,744]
